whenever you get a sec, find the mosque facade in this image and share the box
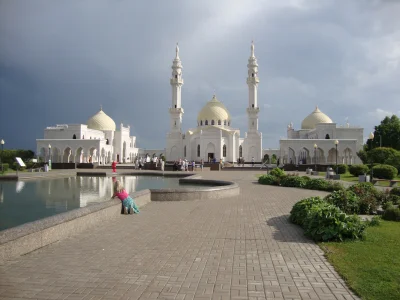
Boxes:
[36,108,139,164]
[263,107,364,165]
[166,43,263,163]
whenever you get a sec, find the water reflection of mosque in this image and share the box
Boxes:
[36,176,138,210]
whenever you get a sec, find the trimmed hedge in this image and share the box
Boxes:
[258,174,279,185]
[382,207,400,221]
[349,164,369,176]
[280,176,306,188]
[336,164,348,174]
[372,164,398,180]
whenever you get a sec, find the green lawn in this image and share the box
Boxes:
[320,221,400,300]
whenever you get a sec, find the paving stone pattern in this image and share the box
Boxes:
[0,171,359,299]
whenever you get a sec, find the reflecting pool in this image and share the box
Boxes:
[0,176,200,231]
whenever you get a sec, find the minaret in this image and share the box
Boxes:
[246,41,260,133]
[169,43,184,132]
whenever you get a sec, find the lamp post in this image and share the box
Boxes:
[334,140,339,176]
[0,139,4,174]
[314,143,317,173]
[369,132,374,180]
[48,144,52,171]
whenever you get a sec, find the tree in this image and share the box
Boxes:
[372,115,400,150]
[368,147,399,164]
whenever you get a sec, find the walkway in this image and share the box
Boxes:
[0,171,358,300]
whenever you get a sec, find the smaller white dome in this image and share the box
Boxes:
[301,106,333,129]
[87,108,116,131]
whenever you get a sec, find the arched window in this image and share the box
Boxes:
[205,120,208,125]
[200,120,203,126]
[73,134,76,139]
[223,145,227,157]
[218,120,221,125]
[197,145,200,157]
[325,134,330,139]
[106,139,109,145]
[184,146,186,157]
[211,120,215,125]
[224,120,227,125]
[239,145,242,157]
[228,122,230,126]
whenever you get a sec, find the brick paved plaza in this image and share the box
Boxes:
[0,171,358,300]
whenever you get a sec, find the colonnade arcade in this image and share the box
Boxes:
[37,146,129,164]
[283,146,354,165]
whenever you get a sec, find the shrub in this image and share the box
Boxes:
[301,176,311,181]
[349,164,370,176]
[0,163,9,172]
[359,196,378,214]
[280,176,306,188]
[258,174,278,185]
[269,167,285,178]
[368,147,399,165]
[382,201,394,210]
[382,207,400,221]
[366,216,381,227]
[388,195,400,205]
[303,203,366,241]
[289,196,325,226]
[347,182,378,198]
[324,190,360,214]
[304,178,331,191]
[335,164,348,174]
[390,187,400,196]
[372,164,398,180]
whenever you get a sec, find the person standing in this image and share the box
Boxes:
[251,157,255,167]
[161,158,165,171]
[112,160,117,173]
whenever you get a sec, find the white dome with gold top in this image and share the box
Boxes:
[87,108,116,131]
[197,95,231,125]
[301,106,333,129]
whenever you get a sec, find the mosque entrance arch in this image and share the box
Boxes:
[205,142,216,162]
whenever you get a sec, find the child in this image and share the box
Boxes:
[111,160,117,173]
[112,180,140,214]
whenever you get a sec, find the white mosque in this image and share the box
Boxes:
[36,41,364,167]
[263,107,364,165]
[166,42,262,162]
[36,108,139,164]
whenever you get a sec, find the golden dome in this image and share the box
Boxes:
[301,106,333,129]
[197,95,231,125]
[87,108,116,131]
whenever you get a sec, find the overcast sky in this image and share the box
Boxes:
[1,0,400,151]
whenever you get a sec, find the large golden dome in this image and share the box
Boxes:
[301,106,333,129]
[197,95,231,125]
[87,108,116,131]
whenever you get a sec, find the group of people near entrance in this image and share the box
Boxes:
[172,158,202,171]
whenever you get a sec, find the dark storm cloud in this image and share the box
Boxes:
[1,0,399,150]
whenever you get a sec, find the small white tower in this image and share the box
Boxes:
[166,43,185,161]
[169,43,184,132]
[246,40,260,132]
[243,41,262,162]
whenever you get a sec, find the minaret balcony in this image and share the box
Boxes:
[170,78,184,85]
[246,77,259,84]
[247,107,260,114]
[169,107,184,114]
